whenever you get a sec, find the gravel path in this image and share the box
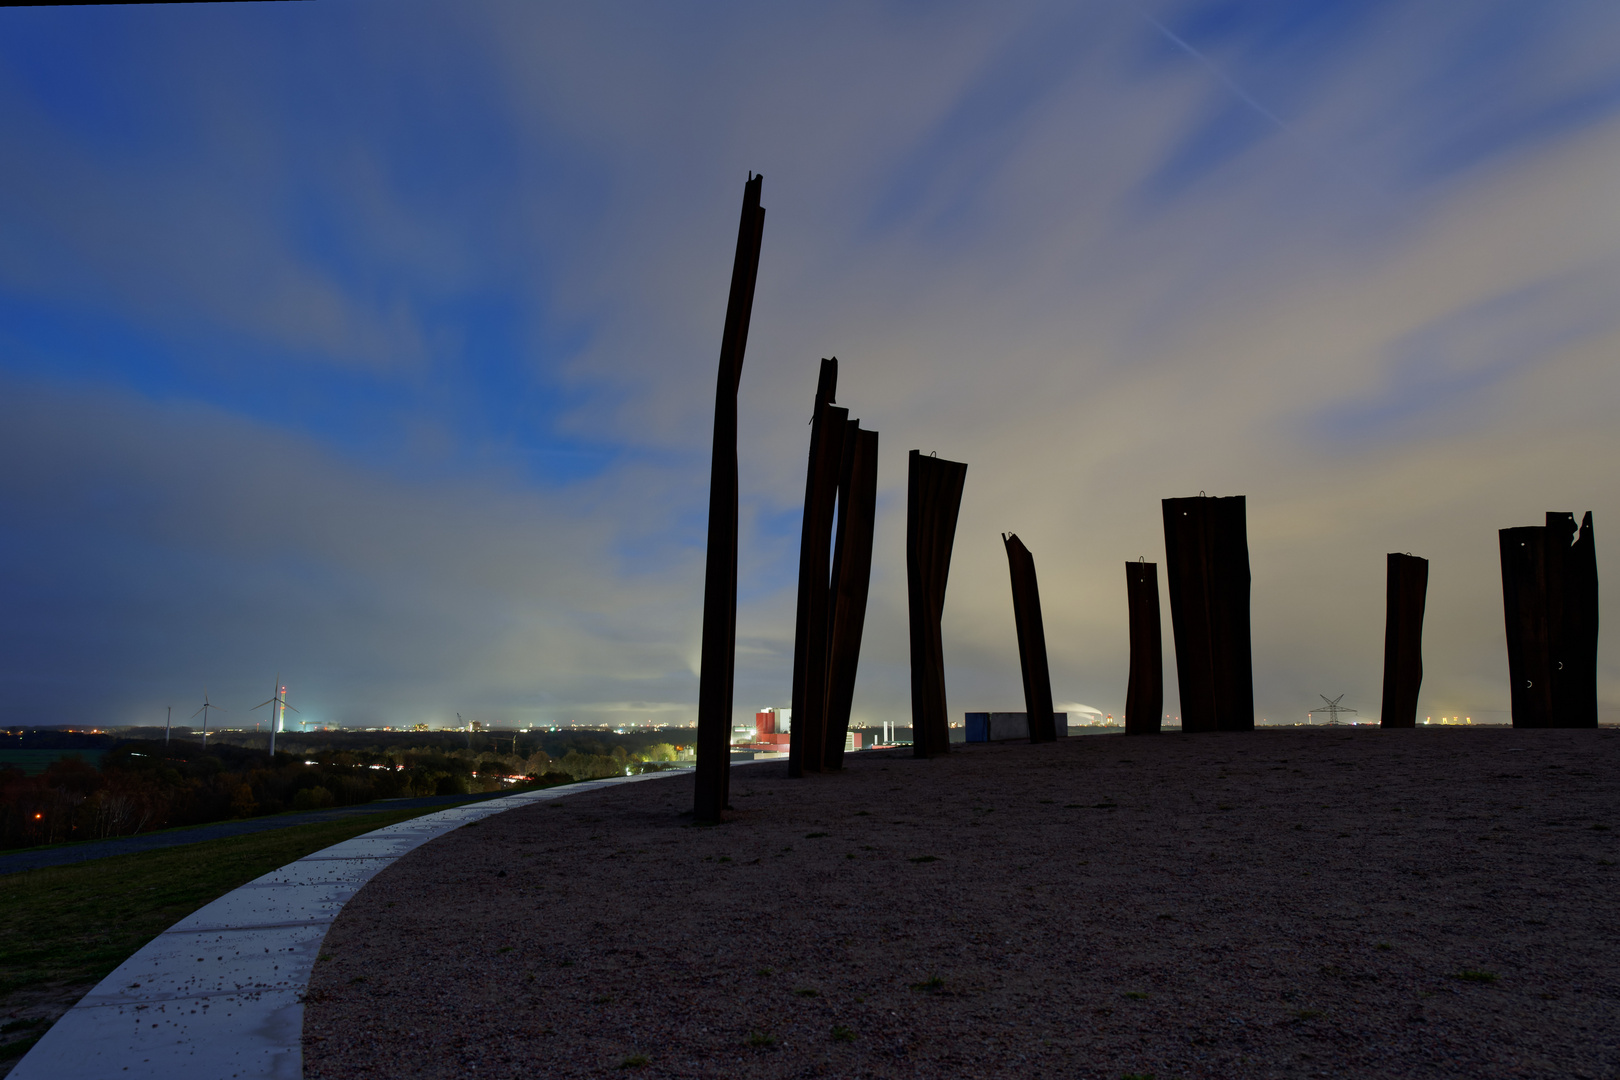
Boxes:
[304,728,1620,1079]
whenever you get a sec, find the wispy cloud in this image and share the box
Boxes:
[1,1,1618,727]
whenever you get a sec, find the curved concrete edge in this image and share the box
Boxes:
[9,770,691,1080]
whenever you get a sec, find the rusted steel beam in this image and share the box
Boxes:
[823,423,879,770]
[694,174,765,823]
[1500,512,1598,728]
[1161,495,1253,733]
[1124,560,1163,736]
[1561,512,1599,728]
[790,360,848,777]
[1501,524,1553,728]
[1002,534,1056,743]
[908,450,968,758]
[1378,553,1428,728]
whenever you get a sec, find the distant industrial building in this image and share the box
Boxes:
[727,707,790,758]
[723,708,914,758]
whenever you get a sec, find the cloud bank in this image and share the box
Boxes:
[1,1,1618,728]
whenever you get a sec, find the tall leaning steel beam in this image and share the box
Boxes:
[908,450,968,758]
[694,174,765,823]
[1560,512,1599,728]
[823,423,879,770]
[1162,495,1253,733]
[1208,496,1255,731]
[1162,499,1216,733]
[1003,533,1056,743]
[789,360,848,777]
[1378,553,1428,728]
[1124,560,1163,736]
[1500,512,1599,728]
[1501,524,1553,728]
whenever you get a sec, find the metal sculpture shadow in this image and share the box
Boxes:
[694,175,765,823]
[1161,494,1254,733]
[1124,560,1163,735]
[1379,553,1428,728]
[1002,533,1056,743]
[908,450,967,757]
[790,359,879,775]
[1499,512,1598,728]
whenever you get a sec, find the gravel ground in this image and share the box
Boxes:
[304,727,1620,1079]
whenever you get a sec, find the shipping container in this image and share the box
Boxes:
[964,712,1069,741]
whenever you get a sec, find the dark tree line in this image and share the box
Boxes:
[0,726,690,850]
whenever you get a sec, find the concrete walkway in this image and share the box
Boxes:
[8,769,692,1080]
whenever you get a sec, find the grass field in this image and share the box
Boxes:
[0,800,478,1068]
[0,750,105,775]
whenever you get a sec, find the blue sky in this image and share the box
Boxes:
[2,0,1619,729]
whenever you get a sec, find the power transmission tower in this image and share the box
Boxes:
[1308,694,1357,725]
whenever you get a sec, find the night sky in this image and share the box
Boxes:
[2,2,1617,729]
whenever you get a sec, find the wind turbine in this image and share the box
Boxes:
[164,705,171,747]
[253,675,299,756]
[192,688,224,746]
